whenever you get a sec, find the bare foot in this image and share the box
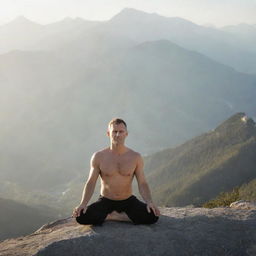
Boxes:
[106,211,131,222]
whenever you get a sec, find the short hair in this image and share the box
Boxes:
[108,118,127,130]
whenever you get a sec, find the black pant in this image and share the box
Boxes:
[76,195,159,225]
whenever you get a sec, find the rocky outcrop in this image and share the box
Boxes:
[230,200,256,210]
[0,206,255,256]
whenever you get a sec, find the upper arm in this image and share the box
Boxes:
[86,152,101,185]
[134,153,147,185]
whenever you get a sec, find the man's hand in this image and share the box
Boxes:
[72,203,87,218]
[146,202,161,217]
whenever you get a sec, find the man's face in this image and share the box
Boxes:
[107,123,128,145]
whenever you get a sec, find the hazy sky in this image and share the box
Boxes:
[0,0,256,27]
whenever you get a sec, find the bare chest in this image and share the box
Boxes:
[100,155,137,177]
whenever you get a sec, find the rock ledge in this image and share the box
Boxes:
[0,206,255,256]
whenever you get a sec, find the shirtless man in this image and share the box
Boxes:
[72,118,160,225]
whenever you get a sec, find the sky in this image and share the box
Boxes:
[0,0,256,27]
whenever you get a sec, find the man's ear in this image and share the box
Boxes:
[107,130,110,137]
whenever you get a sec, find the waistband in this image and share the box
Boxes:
[99,195,135,202]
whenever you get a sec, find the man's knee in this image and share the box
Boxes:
[142,213,159,224]
[148,214,159,224]
[76,216,104,225]
[131,211,159,225]
[76,210,105,225]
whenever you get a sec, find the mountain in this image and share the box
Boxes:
[0,17,43,53]
[145,113,256,206]
[32,18,101,52]
[105,8,256,74]
[1,9,256,74]
[0,197,58,241]
[0,16,100,54]
[1,38,256,191]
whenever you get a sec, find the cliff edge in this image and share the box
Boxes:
[0,204,255,256]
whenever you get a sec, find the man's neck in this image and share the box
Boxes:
[110,144,127,155]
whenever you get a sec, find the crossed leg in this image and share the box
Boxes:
[76,196,159,225]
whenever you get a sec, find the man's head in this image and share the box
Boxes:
[107,118,128,145]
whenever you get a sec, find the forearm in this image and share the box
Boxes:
[138,182,153,204]
[80,181,96,206]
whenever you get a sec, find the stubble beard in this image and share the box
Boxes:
[112,137,124,146]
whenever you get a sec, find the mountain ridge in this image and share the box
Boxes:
[1,8,256,73]
[145,113,256,206]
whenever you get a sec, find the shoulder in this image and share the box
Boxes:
[91,148,108,164]
[127,148,143,162]
[92,148,109,157]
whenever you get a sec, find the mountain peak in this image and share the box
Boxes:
[215,112,256,136]
[110,8,164,22]
[109,8,198,30]
[116,8,151,16]
[5,16,41,28]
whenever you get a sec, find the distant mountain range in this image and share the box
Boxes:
[0,16,100,54]
[145,113,256,206]
[1,8,256,73]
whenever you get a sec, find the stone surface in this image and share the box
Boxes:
[0,206,256,256]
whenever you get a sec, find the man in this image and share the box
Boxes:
[73,118,160,225]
